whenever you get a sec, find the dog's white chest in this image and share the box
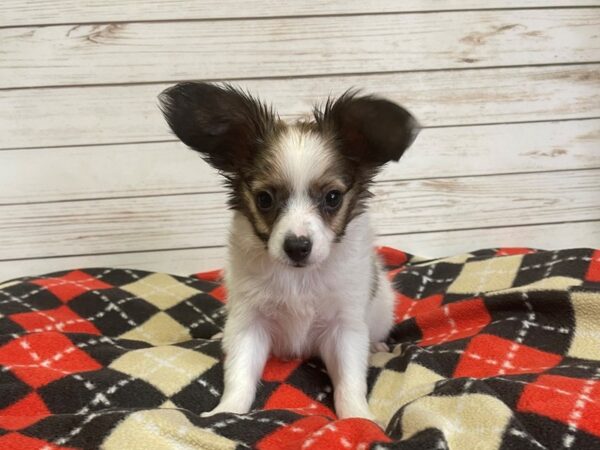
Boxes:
[236,264,329,358]
[267,305,319,359]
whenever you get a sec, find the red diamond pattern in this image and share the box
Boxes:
[0,332,102,388]
[586,250,600,282]
[518,374,600,438]
[10,305,100,335]
[454,334,562,378]
[264,384,335,419]
[395,293,443,322]
[31,270,113,303]
[495,248,537,256]
[0,393,50,430]
[416,297,490,346]
[257,416,391,450]
[262,357,303,382]
[209,285,227,303]
[195,269,224,283]
[377,246,408,267]
[0,432,76,450]
[256,415,332,450]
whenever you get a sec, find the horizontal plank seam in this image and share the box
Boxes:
[426,116,600,130]
[378,218,600,237]
[2,116,600,152]
[0,245,226,263]
[376,167,600,186]
[1,5,599,30]
[0,190,226,207]
[1,61,599,92]
[0,139,176,152]
[1,218,597,263]
[1,167,598,207]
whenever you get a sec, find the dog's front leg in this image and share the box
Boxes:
[202,312,270,417]
[319,321,374,420]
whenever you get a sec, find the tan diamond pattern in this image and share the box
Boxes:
[102,409,237,450]
[119,312,192,345]
[401,393,513,449]
[370,363,445,424]
[447,255,523,294]
[110,345,218,396]
[121,273,201,310]
[568,289,600,360]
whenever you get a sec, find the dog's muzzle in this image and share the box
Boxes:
[283,234,312,265]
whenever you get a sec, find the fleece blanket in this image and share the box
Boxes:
[0,247,599,450]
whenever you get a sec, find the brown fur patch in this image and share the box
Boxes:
[232,121,373,243]
[161,83,418,246]
[230,123,292,242]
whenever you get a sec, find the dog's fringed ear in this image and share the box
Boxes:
[158,82,276,173]
[314,91,420,167]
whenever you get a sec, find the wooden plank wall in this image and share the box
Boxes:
[0,1,599,281]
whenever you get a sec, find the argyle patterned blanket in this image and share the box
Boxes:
[0,247,599,450]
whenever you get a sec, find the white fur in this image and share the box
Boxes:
[267,129,337,265]
[202,127,396,420]
[275,127,335,193]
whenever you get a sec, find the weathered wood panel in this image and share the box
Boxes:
[1,9,599,89]
[0,247,228,283]
[2,220,598,282]
[1,2,598,282]
[1,119,598,204]
[3,1,599,27]
[0,170,597,260]
[2,64,599,150]
[381,221,600,258]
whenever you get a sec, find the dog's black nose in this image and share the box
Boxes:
[283,235,312,264]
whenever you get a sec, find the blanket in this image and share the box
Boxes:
[0,247,599,449]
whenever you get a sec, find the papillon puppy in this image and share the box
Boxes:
[159,83,419,420]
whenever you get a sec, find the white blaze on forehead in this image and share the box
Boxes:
[272,127,334,192]
[265,127,337,265]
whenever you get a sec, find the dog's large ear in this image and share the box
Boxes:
[158,82,276,173]
[314,91,420,167]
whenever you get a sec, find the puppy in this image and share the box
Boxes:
[159,83,419,420]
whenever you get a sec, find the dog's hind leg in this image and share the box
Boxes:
[366,264,395,353]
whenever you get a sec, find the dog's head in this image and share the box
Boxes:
[159,83,419,267]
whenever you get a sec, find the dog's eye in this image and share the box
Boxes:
[324,190,343,210]
[256,191,274,211]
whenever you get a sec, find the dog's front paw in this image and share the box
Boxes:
[338,407,376,422]
[370,341,390,353]
[201,400,251,418]
[335,397,376,422]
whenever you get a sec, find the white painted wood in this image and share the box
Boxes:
[0,247,228,283]
[380,222,600,258]
[2,220,598,283]
[1,9,599,89]
[3,1,599,27]
[1,2,598,281]
[0,170,597,260]
[2,64,599,150]
[1,120,599,204]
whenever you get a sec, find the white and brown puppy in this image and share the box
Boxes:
[159,83,419,420]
